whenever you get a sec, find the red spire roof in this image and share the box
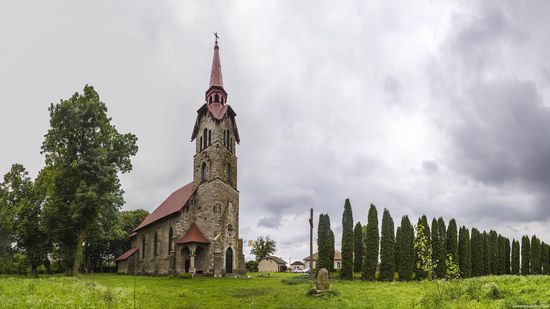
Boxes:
[209,40,224,89]
[176,222,210,244]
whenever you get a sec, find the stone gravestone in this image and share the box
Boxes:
[316,268,330,292]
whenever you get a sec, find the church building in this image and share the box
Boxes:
[115,38,245,276]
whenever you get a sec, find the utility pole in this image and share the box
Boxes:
[309,208,314,278]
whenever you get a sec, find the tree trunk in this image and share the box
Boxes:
[72,229,87,275]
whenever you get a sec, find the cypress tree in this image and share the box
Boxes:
[316,214,330,272]
[470,228,483,277]
[431,218,440,277]
[353,222,363,274]
[447,219,458,265]
[497,235,505,275]
[379,208,395,281]
[483,231,491,275]
[398,215,414,281]
[436,217,447,278]
[458,226,471,278]
[541,242,549,275]
[511,239,520,275]
[414,215,430,280]
[328,228,335,272]
[362,204,379,280]
[395,226,401,274]
[521,235,530,275]
[504,237,511,274]
[531,235,541,275]
[489,230,498,275]
[340,199,354,280]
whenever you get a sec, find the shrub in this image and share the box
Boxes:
[177,273,193,279]
[482,282,501,299]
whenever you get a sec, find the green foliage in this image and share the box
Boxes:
[397,215,414,281]
[511,239,520,275]
[245,260,259,272]
[446,219,458,266]
[482,231,491,275]
[530,235,541,274]
[251,236,277,261]
[362,204,378,281]
[445,254,460,280]
[177,273,193,279]
[436,217,447,278]
[542,242,550,275]
[414,215,430,280]
[328,229,335,272]
[379,209,395,281]
[521,235,530,275]
[458,226,471,278]
[316,214,333,272]
[340,199,354,280]
[489,230,498,275]
[413,222,436,280]
[41,85,138,275]
[353,222,363,273]
[470,228,483,277]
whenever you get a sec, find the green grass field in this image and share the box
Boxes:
[1,273,549,308]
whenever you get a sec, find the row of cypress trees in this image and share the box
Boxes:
[320,199,550,281]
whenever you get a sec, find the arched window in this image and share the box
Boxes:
[154,232,158,256]
[142,237,146,259]
[199,137,203,151]
[208,130,212,145]
[215,94,219,102]
[230,137,233,153]
[201,162,207,181]
[203,129,208,149]
[168,227,174,253]
[227,163,231,183]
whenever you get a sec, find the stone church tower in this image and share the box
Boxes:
[115,38,245,276]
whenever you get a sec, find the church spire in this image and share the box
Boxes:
[209,34,224,89]
[205,33,227,104]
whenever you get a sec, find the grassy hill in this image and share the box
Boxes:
[1,273,549,308]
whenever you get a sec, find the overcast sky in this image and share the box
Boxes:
[1,0,549,263]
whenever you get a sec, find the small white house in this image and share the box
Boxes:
[303,251,342,270]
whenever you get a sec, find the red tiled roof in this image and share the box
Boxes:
[176,222,210,244]
[129,232,137,238]
[133,182,194,232]
[207,102,228,120]
[115,247,138,261]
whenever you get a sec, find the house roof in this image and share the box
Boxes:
[263,255,287,265]
[115,247,138,261]
[176,222,210,244]
[291,261,305,266]
[133,182,194,232]
[303,251,342,261]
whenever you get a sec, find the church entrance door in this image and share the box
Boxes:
[185,260,190,273]
[225,247,233,273]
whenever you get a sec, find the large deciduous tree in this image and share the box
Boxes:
[379,208,395,281]
[251,236,277,261]
[41,85,138,275]
[362,204,379,281]
[340,199,354,280]
[353,222,363,273]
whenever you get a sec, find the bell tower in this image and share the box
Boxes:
[190,36,244,275]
